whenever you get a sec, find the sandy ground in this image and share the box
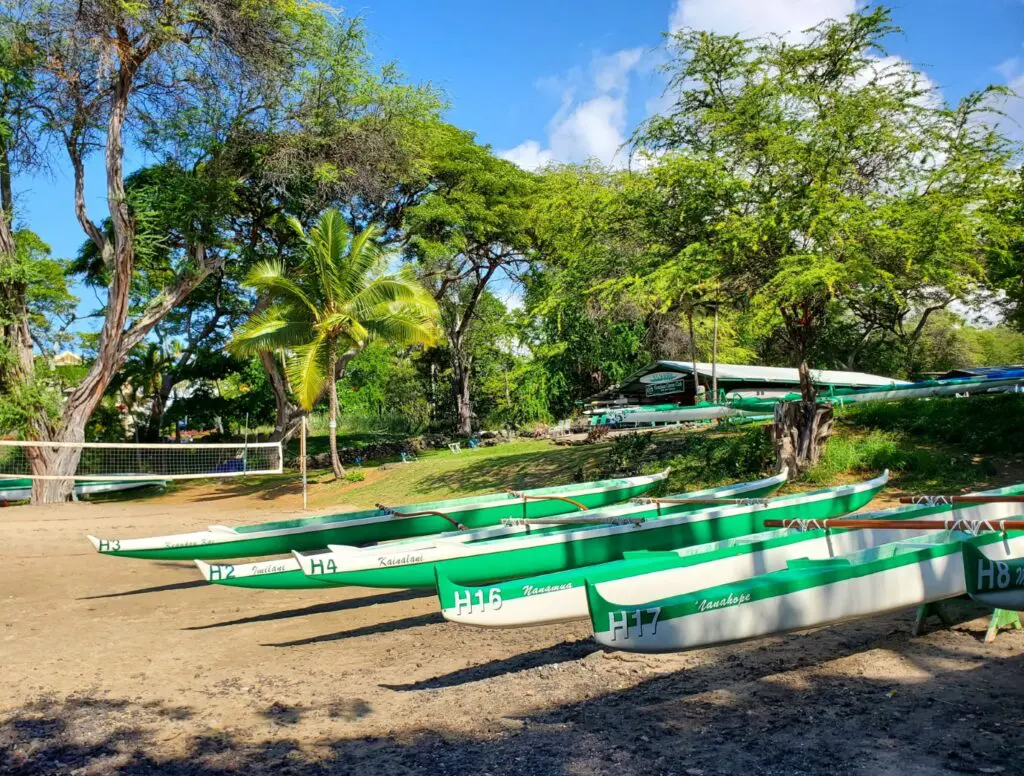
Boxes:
[2,490,1024,776]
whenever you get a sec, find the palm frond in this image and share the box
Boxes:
[338,224,387,298]
[244,261,319,315]
[347,274,440,322]
[285,336,332,411]
[362,305,441,347]
[307,210,351,309]
[228,305,315,357]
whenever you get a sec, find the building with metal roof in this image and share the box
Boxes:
[586,361,911,407]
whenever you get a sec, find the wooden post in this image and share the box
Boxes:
[300,415,307,511]
[711,303,719,403]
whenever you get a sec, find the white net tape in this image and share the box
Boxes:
[0,440,283,481]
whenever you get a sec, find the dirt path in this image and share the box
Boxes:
[2,496,1023,775]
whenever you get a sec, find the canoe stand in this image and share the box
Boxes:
[912,599,1022,644]
[764,513,1024,644]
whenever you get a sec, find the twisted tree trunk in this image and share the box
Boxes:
[326,344,345,480]
[771,360,833,474]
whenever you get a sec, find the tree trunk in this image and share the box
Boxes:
[771,401,833,475]
[686,309,700,404]
[453,353,472,436]
[327,346,344,479]
[711,304,719,403]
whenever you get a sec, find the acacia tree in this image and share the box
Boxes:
[405,127,538,434]
[0,18,42,406]
[4,1,371,502]
[230,210,439,478]
[633,7,1018,471]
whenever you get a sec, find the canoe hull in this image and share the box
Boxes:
[963,541,1024,611]
[90,471,668,560]
[438,522,935,628]
[304,473,882,591]
[590,514,1024,653]
[195,558,328,590]
[439,484,1024,628]
[0,478,165,503]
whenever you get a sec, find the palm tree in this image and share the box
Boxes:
[230,210,439,478]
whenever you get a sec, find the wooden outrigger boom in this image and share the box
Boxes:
[899,495,1024,505]
[764,518,1024,532]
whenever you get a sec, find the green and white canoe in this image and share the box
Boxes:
[963,541,1024,611]
[0,478,166,503]
[293,470,888,591]
[197,471,788,589]
[88,470,669,561]
[438,481,1024,628]
[588,497,1024,653]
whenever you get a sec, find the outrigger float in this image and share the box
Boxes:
[436,481,1024,628]
[587,492,1024,653]
[289,471,888,592]
[87,470,669,561]
[198,471,789,589]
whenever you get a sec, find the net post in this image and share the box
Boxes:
[243,414,249,476]
[301,415,308,511]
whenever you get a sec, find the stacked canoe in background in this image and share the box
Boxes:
[88,467,1024,654]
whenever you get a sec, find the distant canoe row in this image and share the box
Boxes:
[87,468,1024,654]
[0,478,166,504]
[593,372,1024,426]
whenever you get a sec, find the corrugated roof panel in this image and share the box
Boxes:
[647,361,911,388]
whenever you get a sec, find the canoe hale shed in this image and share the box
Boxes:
[590,361,909,406]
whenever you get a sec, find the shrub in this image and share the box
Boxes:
[604,432,654,476]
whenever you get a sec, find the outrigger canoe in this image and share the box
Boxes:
[88,470,670,561]
[438,480,1024,628]
[588,496,1024,653]
[963,541,1024,611]
[0,478,166,504]
[731,374,1024,414]
[293,471,889,591]
[198,471,788,589]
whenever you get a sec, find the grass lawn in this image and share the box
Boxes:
[303,439,610,509]
[157,394,1023,511]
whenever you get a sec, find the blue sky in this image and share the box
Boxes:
[13,0,1024,327]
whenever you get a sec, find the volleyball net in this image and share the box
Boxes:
[0,440,284,481]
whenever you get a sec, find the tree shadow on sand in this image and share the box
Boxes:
[184,589,432,630]
[261,611,444,647]
[4,614,1023,775]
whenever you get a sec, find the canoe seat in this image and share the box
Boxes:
[786,557,852,569]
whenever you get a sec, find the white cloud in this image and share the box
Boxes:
[593,48,644,93]
[670,0,856,39]
[500,49,645,170]
[547,95,629,166]
[500,140,555,171]
[994,57,1024,141]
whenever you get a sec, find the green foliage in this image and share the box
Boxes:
[343,470,366,483]
[629,7,1019,386]
[230,209,439,410]
[604,432,654,477]
[841,394,1024,455]
[660,428,775,491]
